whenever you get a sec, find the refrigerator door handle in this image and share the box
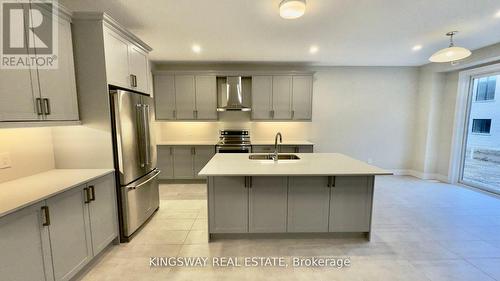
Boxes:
[136,103,145,167]
[126,169,161,190]
[143,104,151,165]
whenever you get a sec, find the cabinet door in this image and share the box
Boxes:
[103,28,129,88]
[251,76,273,120]
[158,146,174,179]
[173,146,194,179]
[174,75,196,119]
[128,45,149,93]
[37,17,79,121]
[195,75,217,120]
[272,76,292,119]
[288,177,330,232]
[0,3,40,121]
[298,145,314,153]
[292,75,313,120]
[249,177,287,233]
[208,176,248,233]
[329,176,373,232]
[154,75,176,120]
[0,202,53,281]
[46,186,92,281]
[251,145,274,153]
[279,146,298,153]
[194,146,215,179]
[88,174,118,256]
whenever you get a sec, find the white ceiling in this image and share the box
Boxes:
[60,0,500,66]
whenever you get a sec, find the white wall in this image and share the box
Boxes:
[0,128,55,183]
[156,66,419,170]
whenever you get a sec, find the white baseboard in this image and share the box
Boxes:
[389,169,449,182]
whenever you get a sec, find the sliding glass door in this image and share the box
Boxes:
[460,72,500,194]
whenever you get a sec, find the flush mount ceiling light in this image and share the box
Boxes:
[279,0,306,19]
[429,31,471,63]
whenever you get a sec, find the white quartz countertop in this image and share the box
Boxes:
[0,169,114,218]
[199,153,391,176]
[157,141,218,146]
[251,140,314,145]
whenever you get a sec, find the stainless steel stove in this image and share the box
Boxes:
[216,129,251,153]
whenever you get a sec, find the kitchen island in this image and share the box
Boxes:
[198,153,392,241]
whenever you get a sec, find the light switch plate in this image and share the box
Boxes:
[0,152,12,169]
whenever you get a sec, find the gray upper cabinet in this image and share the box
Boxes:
[195,75,217,120]
[174,75,196,119]
[287,176,330,232]
[0,202,53,281]
[157,146,174,179]
[251,76,273,120]
[292,76,313,120]
[194,146,216,179]
[0,7,78,123]
[251,74,313,121]
[329,176,373,232]
[154,75,176,120]
[272,76,293,119]
[46,185,92,281]
[103,25,152,94]
[154,74,217,120]
[248,177,288,233]
[37,15,79,121]
[209,176,248,233]
[87,174,118,255]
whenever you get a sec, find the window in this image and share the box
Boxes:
[475,76,496,101]
[472,119,492,134]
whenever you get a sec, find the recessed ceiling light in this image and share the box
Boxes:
[279,0,306,19]
[495,10,500,18]
[192,44,201,53]
[309,45,318,54]
[412,45,422,51]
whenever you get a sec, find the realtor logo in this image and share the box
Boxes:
[1,0,58,69]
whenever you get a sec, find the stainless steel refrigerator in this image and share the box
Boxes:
[109,89,160,241]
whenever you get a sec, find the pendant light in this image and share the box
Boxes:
[279,0,306,19]
[429,31,471,63]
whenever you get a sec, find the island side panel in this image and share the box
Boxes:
[367,175,375,241]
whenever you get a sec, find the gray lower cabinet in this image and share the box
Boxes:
[46,186,93,281]
[248,177,288,233]
[209,177,248,233]
[287,177,330,232]
[0,202,53,281]
[158,145,215,180]
[329,176,373,232]
[87,174,118,255]
[194,146,216,179]
[0,173,117,281]
[252,145,314,153]
[173,146,194,179]
[157,146,174,179]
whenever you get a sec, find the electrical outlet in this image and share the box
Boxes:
[0,152,12,169]
[367,158,373,164]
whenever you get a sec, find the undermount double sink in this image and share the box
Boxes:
[249,154,300,160]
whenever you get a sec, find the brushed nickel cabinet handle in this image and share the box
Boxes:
[43,98,50,115]
[331,176,336,188]
[41,206,50,226]
[270,110,275,118]
[173,110,176,119]
[36,98,43,115]
[291,110,295,119]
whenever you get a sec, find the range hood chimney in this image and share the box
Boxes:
[217,76,251,112]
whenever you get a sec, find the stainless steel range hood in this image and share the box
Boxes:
[217,76,251,112]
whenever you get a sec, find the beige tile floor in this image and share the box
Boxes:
[77,176,500,281]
